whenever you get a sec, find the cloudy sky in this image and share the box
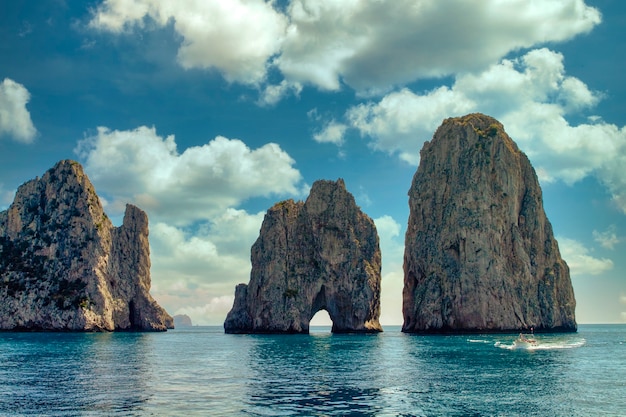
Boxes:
[1,0,624,325]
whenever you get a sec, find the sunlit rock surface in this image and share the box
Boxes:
[0,160,173,331]
[403,114,577,333]
[225,179,382,334]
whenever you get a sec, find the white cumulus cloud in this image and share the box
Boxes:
[90,0,600,94]
[313,119,347,145]
[75,125,302,223]
[278,0,600,93]
[0,78,37,143]
[75,125,304,325]
[172,295,236,326]
[149,209,264,286]
[148,210,265,324]
[346,86,474,164]
[90,0,288,85]
[333,48,626,213]
[374,215,405,325]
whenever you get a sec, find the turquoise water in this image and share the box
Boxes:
[0,325,624,416]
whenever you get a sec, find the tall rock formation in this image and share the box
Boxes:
[403,114,576,333]
[0,160,173,331]
[224,179,382,334]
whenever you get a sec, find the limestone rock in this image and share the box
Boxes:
[173,314,192,327]
[403,114,576,333]
[224,179,382,334]
[0,160,173,331]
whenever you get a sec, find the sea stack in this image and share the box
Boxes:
[224,179,382,334]
[403,114,576,333]
[0,160,173,331]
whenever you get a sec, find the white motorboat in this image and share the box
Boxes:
[514,333,538,348]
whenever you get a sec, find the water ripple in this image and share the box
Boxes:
[1,326,625,416]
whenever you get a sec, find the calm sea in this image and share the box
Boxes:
[0,324,624,416]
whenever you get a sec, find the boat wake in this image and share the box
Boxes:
[494,338,586,351]
[467,339,492,344]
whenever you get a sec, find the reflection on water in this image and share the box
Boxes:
[245,333,386,415]
[0,326,624,416]
[242,330,581,416]
[0,332,152,415]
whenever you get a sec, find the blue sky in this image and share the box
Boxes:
[1,0,624,325]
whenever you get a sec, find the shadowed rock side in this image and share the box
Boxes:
[0,160,173,331]
[403,114,576,333]
[224,179,382,334]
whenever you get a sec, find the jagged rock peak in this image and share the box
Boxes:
[0,159,173,331]
[403,113,577,333]
[224,178,382,334]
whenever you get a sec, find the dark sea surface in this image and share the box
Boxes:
[0,324,624,416]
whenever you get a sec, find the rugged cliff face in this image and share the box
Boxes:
[403,114,576,333]
[0,160,173,331]
[224,179,382,334]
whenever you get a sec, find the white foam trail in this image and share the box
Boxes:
[495,338,586,351]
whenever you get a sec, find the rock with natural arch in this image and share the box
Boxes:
[224,179,383,334]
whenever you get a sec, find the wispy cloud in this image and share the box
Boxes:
[593,226,621,250]
[558,237,614,276]
[0,184,15,210]
[257,80,302,107]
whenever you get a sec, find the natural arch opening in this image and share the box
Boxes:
[309,285,333,332]
[310,309,332,331]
